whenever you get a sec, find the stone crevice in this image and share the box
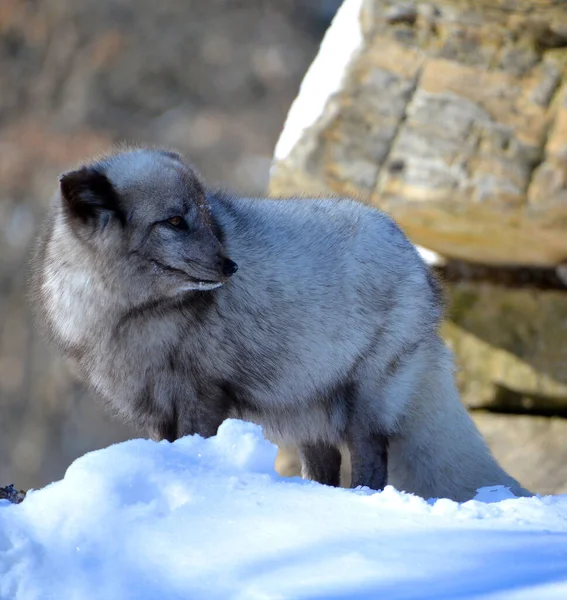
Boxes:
[371,62,425,199]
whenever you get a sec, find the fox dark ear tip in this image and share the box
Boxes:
[59,170,79,199]
[59,169,82,189]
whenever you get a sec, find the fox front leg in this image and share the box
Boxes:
[298,442,342,487]
[148,397,228,442]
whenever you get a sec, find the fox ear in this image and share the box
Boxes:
[59,167,124,228]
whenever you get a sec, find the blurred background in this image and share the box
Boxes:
[0,0,342,489]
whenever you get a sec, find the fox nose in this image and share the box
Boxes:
[222,258,238,277]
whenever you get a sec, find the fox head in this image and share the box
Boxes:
[57,148,238,302]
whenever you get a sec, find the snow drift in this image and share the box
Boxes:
[1,419,567,600]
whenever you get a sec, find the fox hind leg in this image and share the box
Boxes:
[347,428,388,490]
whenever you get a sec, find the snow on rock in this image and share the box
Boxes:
[273,0,365,162]
[1,419,567,600]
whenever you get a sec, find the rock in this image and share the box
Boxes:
[269,0,567,267]
[442,279,567,413]
[0,484,26,504]
[472,412,567,496]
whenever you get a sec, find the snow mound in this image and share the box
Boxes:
[1,419,567,600]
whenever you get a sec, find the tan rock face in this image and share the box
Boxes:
[270,0,567,266]
[442,279,567,411]
[471,413,567,496]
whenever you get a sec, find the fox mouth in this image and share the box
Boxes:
[149,257,236,293]
[185,280,224,291]
[188,275,222,284]
[186,276,225,290]
[174,273,226,292]
[151,260,225,286]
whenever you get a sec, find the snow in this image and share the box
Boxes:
[273,0,365,162]
[1,420,567,600]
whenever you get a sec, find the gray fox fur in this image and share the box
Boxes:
[30,147,531,501]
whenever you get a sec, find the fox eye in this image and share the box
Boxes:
[166,216,187,229]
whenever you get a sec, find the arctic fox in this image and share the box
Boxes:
[31,147,530,501]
